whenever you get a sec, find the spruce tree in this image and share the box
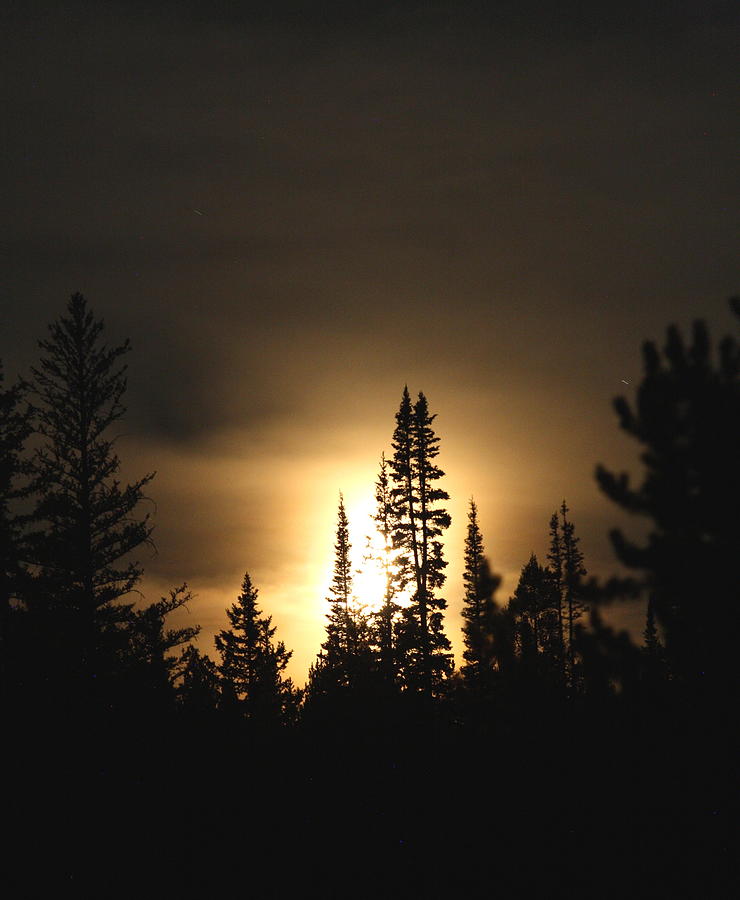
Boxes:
[389,387,452,695]
[323,494,354,664]
[321,493,375,691]
[27,294,154,688]
[369,453,401,681]
[509,554,560,679]
[460,499,501,688]
[214,571,297,726]
[178,645,221,715]
[388,387,416,593]
[560,500,588,677]
[546,510,566,681]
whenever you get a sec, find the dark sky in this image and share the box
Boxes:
[2,1,738,680]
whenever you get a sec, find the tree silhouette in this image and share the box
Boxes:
[321,493,376,694]
[546,510,566,682]
[390,388,452,695]
[178,645,221,715]
[323,493,354,664]
[595,300,740,691]
[559,500,587,680]
[368,453,401,682]
[509,553,559,676]
[215,571,299,726]
[124,584,200,711]
[460,498,501,689]
[26,294,155,694]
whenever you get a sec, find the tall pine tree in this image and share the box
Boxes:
[546,500,587,686]
[546,510,566,682]
[560,501,587,673]
[460,499,501,689]
[320,493,373,689]
[509,553,562,685]
[27,294,155,691]
[389,388,452,695]
[369,453,401,682]
[323,493,354,664]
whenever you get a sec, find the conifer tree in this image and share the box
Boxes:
[460,499,501,687]
[124,584,200,708]
[215,571,298,725]
[560,500,588,675]
[178,645,221,714]
[389,387,416,593]
[595,301,740,689]
[389,387,452,695]
[546,510,566,680]
[323,493,354,664]
[321,494,375,690]
[510,555,549,648]
[369,453,401,681]
[27,294,155,686]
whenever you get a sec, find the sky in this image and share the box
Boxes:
[2,1,738,683]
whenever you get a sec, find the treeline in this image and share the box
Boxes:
[2,294,739,729]
[2,293,738,896]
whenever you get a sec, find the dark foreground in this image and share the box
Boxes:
[7,689,736,900]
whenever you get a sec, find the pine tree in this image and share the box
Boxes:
[388,387,416,594]
[595,301,740,690]
[320,493,375,691]
[323,494,354,665]
[369,453,401,681]
[178,645,221,714]
[27,294,155,688]
[460,499,501,688]
[214,571,297,726]
[560,500,588,678]
[509,554,560,678]
[389,388,452,695]
[546,510,566,681]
